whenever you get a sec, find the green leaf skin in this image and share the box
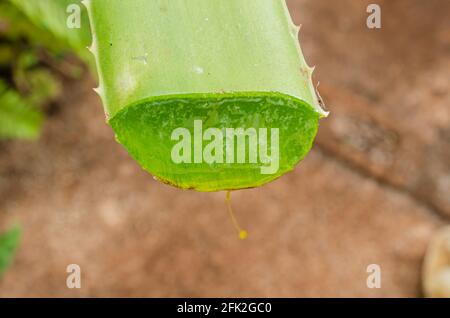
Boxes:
[86,0,327,191]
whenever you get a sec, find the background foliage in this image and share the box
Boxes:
[0,0,91,275]
[0,0,91,140]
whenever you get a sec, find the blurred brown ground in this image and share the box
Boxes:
[0,0,449,297]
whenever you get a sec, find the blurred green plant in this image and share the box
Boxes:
[9,0,92,63]
[0,79,43,139]
[0,225,21,277]
[0,0,92,140]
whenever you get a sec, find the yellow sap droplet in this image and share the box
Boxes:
[226,191,248,240]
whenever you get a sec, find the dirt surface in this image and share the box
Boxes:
[0,0,449,297]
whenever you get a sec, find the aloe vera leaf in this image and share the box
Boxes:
[0,226,21,276]
[0,80,43,140]
[86,0,327,191]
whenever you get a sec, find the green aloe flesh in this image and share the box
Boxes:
[86,0,327,191]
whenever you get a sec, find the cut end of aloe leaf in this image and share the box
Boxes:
[110,92,320,192]
[87,0,327,191]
